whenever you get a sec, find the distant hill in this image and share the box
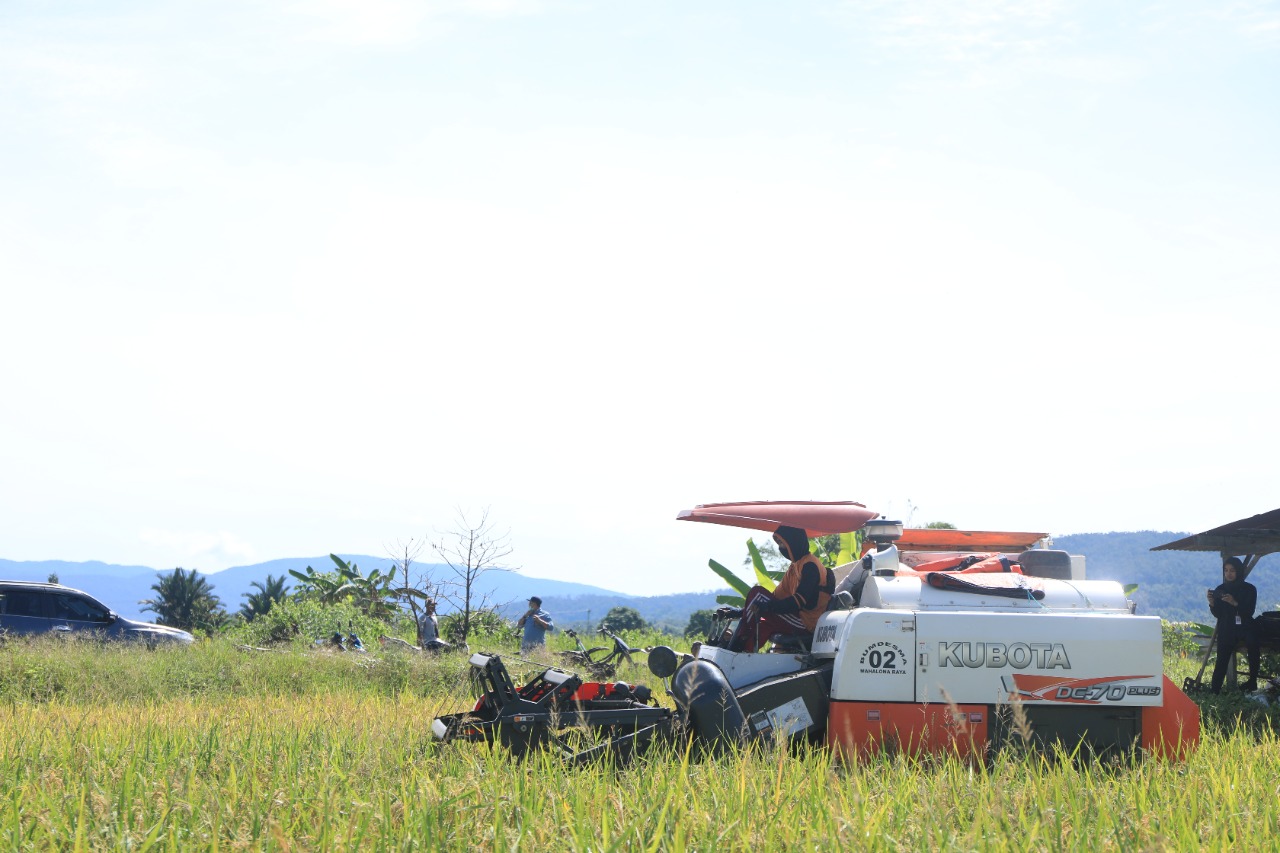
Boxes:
[6,532,1274,629]
[1055,531,1280,623]
[0,556,626,623]
[498,590,731,635]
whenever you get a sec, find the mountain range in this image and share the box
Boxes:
[0,555,635,624]
[2,531,1274,631]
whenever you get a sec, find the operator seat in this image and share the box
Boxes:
[834,553,875,606]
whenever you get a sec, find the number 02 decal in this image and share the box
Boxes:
[867,649,897,668]
[858,641,908,675]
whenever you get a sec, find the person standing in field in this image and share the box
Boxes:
[1208,556,1260,693]
[517,596,554,652]
[417,599,439,647]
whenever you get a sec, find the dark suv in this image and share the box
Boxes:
[0,581,194,645]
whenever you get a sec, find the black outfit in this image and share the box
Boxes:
[1210,577,1260,692]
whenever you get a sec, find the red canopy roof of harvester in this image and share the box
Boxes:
[676,501,879,537]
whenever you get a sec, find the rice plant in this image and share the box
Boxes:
[1,636,1277,850]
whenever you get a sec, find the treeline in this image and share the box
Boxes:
[117,530,1280,641]
[506,590,728,635]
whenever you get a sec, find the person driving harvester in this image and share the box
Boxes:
[721,525,835,652]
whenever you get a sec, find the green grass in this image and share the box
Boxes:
[1,636,1278,850]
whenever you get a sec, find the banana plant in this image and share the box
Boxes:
[835,530,864,567]
[288,556,358,604]
[289,554,430,618]
[708,537,785,606]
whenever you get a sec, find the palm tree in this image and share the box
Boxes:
[239,574,289,622]
[140,568,226,632]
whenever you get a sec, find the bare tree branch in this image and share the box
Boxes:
[385,537,441,644]
[432,507,517,643]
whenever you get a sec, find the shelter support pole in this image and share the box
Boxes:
[1194,625,1218,689]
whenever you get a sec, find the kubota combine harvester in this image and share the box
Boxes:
[431,501,1200,762]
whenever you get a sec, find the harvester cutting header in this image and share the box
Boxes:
[432,501,1200,762]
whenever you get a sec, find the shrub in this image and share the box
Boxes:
[684,609,715,639]
[439,608,511,646]
[225,598,414,649]
[1162,620,1207,658]
[601,606,647,632]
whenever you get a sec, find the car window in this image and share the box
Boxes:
[1,591,50,618]
[51,594,111,622]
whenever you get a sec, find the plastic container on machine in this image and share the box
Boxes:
[864,575,1132,612]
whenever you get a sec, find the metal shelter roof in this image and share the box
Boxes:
[1150,508,1280,578]
[1151,509,1280,556]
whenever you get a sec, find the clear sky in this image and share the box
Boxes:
[3,1,1278,595]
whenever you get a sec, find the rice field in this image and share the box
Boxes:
[1,638,1277,851]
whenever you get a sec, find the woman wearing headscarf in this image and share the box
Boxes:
[725,525,835,652]
[1207,556,1260,693]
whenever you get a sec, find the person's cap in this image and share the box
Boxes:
[528,596,542,606]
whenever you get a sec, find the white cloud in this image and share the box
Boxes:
[0,45,144,104]
[86,127,234,190]
[138,528,260,571]
[1207,1,1280,44]
[835,0,1073,63]
[287,0,440,45]
[283,0,546,46]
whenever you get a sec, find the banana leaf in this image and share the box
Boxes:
[329,554,358,579]
[836,531,862,567]
[1123,584,1139,596]
[288,568,315,585]
[708,558,752,598]
[746,539,776,591]
[716,594,745,606]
